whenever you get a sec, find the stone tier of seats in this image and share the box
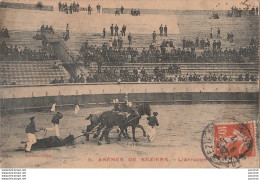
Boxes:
[0,60,70,85]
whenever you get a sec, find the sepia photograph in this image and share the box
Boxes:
[0,0,259,169]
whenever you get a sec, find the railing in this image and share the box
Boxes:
[0,81,258,88]
[0,82,258,114]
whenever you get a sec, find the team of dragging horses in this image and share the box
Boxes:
[25,96,159,152]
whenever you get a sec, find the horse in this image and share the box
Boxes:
[97,103,151,145]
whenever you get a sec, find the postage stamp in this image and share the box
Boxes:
[201,122,256,168]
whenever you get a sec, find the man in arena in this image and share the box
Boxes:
[147,112,159,142]
[113,98,120,111]
[85,113,101,140]
[119,95,133,117]
[74,98,80,115]
[46,112,63,139]
[25,116,43,152]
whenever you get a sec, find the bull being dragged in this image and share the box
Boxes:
[21,113,76,152]
[31,135,75,149]
[84,102,151,145]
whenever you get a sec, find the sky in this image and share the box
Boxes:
[1,0,259,10]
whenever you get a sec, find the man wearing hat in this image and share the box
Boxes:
[147,112,159,142]
[25,116,42,152]
[113,98,120,111]
[46,112,63,138]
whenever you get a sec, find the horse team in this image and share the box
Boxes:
[84,101,158,145]
[25,100,159,152]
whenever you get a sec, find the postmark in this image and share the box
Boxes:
[201,122,256,168]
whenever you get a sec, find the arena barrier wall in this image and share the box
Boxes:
[0,82,258,114]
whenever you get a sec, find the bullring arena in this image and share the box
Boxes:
[0,0,259,168]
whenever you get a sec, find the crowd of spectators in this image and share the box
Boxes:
[53,66,257,84]
[230,6,258,17]
[60,67,257,83]
[210,12,219,19]
[130,9,141,16]
[58,1,80,14]
[79,36,258,65]
[40,25,54,34]
[1,27,9,38]
[79,40,139,66]
[34,25,55,40]
[200,45,258,63]
[108,24,127,37]
[0,41,55,61]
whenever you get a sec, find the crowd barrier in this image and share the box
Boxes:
[0,82,258,114]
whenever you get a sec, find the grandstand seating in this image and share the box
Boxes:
[87,63,259,79]
[0,61,70,85]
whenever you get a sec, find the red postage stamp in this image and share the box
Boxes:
[214,122,256,159]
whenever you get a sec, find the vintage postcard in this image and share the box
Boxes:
[0,0,259,168]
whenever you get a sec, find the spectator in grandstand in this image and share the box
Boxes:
[79,74,85,83]
[251,6,255,16]
[128,33,132,45]
[237,74,243,81]
[65,23,70,41]
[121,6,124,14]
[159,25,163,36]
[110,24,114,36]
[69,76,74,83]
[195,37,199,48]
[217,28,220,38]
[227,33,234,43]
[164,25,168,37]
[115,24,119,36]
[96,3,101,13]
[88,4,92,15]
[1,80,7,85]
[50,78,58,84]
[122,25,127,36]
[58,77,64,83]
[58,1,62,11]
[152,31,157,43]
[52,62,59,69]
